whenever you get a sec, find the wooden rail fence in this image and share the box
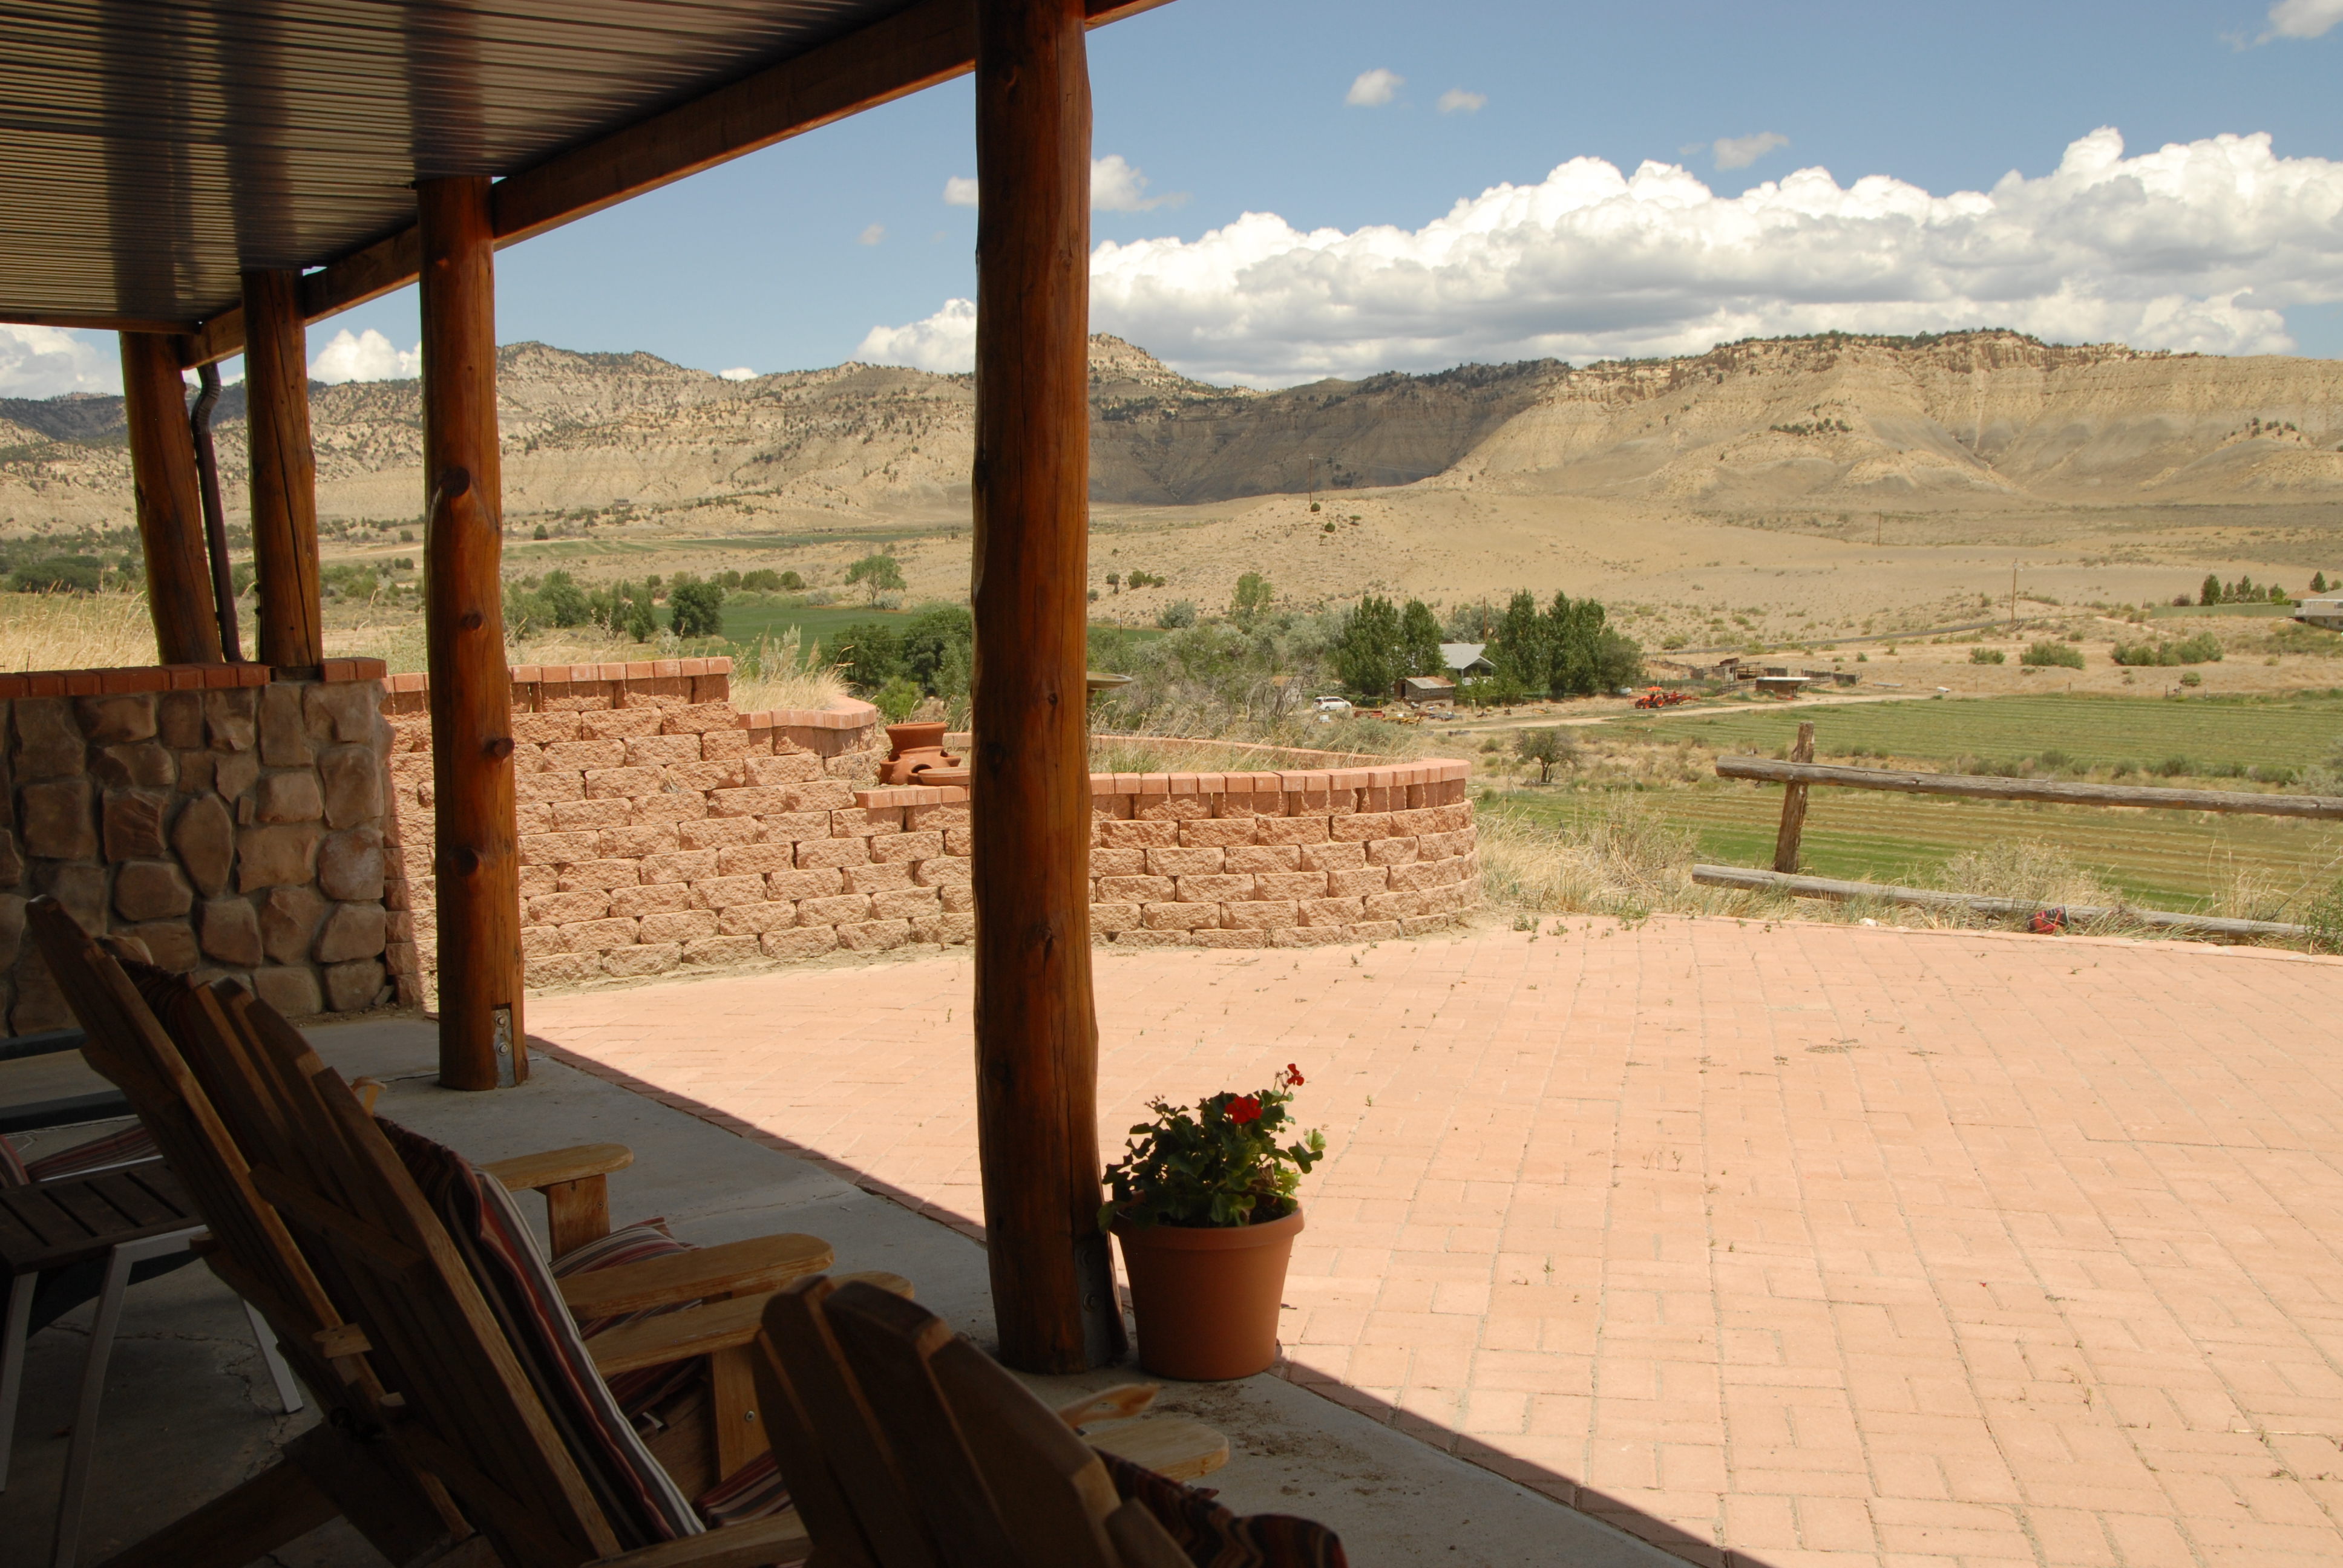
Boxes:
[1711,727,2342,943]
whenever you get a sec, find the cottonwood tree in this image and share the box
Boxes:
[847,552,906,604]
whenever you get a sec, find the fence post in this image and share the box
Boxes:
[1772,720,1815,874]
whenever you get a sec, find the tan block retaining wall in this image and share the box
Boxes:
[10,655,1481,1012]
[390,661,1476,985]
[380,659,886,995]
[2,659,398,1034]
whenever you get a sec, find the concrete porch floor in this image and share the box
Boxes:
[0,1013,1665,1568]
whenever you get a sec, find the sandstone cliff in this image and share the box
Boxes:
[2,330,2336,538]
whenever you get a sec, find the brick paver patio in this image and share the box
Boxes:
[529,918,2343,1567]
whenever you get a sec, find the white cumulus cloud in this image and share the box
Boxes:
[2265,0,2343,38]
[1092,154,1186,212]
[1437,88,1487,116]
[940,157,1184,214]
[856,297,975,374]
[858,223,887,246]
[0,325,117,398]
[1712,131,1791,171]
[717,367,757,381]
[860,128,2343,387]
[309,328,419,384]
[1346,68,1402,107]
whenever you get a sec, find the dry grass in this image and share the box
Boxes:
[727,627,849,713]
[1474,795,1783,924]
[0,590,163,671]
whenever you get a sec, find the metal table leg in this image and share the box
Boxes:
[51,1225,202,1568]
[1,1267,34,1489]
[243,1300,303,1414]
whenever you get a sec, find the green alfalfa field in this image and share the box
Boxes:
[1484,691,2343,918]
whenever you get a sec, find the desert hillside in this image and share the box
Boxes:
[1446,333,2343,508]
[5,330,2337,541]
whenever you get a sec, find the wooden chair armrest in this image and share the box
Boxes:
[1058,1382,1161,1429]
[585,1270,913,1377]
[1086,1415,1230,1483]
[559,1232,835,1319]
[477,1142,635,1191]
[588,1293,768,1376]
[584,1508,809,1568]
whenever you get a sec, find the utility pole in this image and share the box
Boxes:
[2010,562,2018,632]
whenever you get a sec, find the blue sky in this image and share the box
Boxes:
[6,0,2341,395]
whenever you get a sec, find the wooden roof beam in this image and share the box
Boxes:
[176,0,1168,368]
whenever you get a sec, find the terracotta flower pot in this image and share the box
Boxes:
[885,720,948,759]
[1112,1208,1303,1381]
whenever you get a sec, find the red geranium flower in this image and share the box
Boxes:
[1283,1063,1305,1086]
[1228,1095,1262,1124]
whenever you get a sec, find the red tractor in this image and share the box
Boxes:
[1634,687,1691,709]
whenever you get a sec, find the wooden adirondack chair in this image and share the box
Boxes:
[586,1277,1345,1568]
[25,898,842,1567]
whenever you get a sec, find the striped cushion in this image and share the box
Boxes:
[551,1223,796,1529]
[22,1123,158,1183]
[554,1221,707,1417]
[378,1118,703,1550]
[695,1450,787,1527]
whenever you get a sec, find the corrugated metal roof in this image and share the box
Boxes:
[0,0,920,326]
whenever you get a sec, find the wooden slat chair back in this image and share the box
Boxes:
[26,897,468,1568]
[741,1276,1195,1568]
[148,956,635,1565]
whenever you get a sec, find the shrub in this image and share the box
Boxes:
[1969,646,2005,664]
[595,580,657,642]
[1156,599,1198,630]
[2308,877,2343,955]
[2152,756,2192,777]
[2022,641,2085,669]
[1513,727,1576,783]
[11,556,102,594]
[2180,670,2203,687]
[835,622,905,690]
[1230,572,1274,624]
[2112,633,2223,667]
[666,573,725,638]
[873,676,923,721]
[738,568,782,592]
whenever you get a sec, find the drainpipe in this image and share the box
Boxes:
[188,361,243,661]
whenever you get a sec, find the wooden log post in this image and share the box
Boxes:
[118,333,225,665]
[418,177,525,1091]
[968,0,1122,1373]
[242,270,324,668]
[1772,720,1815,874]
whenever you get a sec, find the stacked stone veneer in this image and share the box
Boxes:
[0,658,398,1034]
